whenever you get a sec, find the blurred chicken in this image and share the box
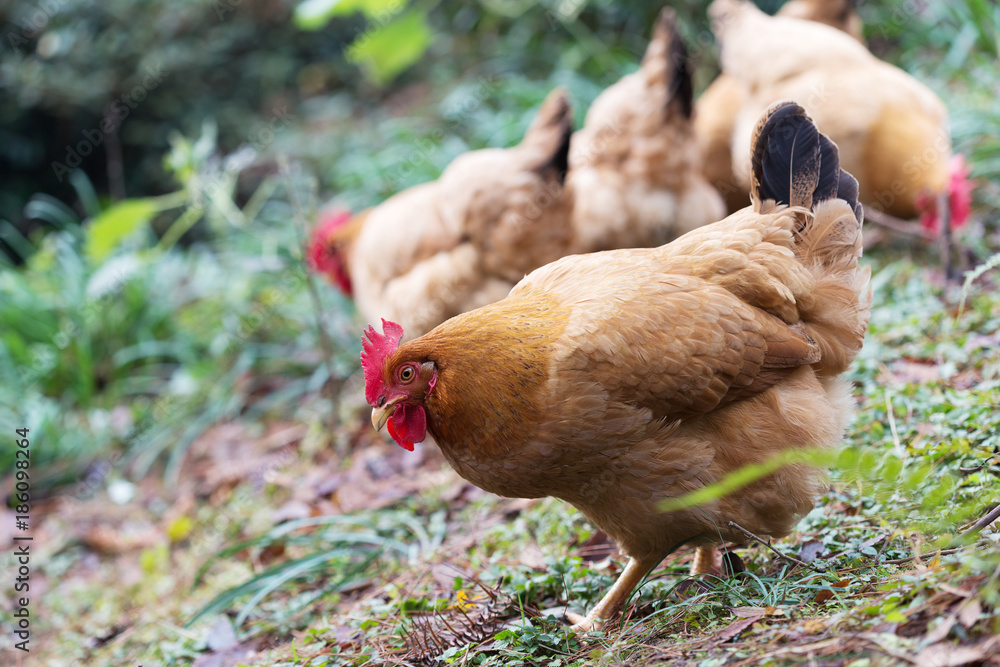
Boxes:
[309,88,575,339]
[696,0,864,213]
[361,101,870,631]
[708,0,971,238]
[569,8,725,252]
[776,0,863,36]
[312,10,725,337]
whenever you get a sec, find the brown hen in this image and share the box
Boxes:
[569,8,725,252]
[322,89,574,340]
[708,0,971,236]
[696,0,864,213]
[361,101,870,631]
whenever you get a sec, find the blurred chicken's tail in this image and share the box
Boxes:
[521,87,574,183]
[642,8,693,118]
[750,100,870,376]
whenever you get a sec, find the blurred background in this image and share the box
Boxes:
[1,0,998,665]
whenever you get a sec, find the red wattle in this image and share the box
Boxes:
[387,404,426,451]
[387,419,414,451]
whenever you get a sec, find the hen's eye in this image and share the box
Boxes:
[399,366,415,382]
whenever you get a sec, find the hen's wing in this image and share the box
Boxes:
[519,101,864,419]
[539,257,821,422]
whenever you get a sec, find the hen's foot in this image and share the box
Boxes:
[567,611,605,634]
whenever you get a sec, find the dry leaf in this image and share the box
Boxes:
[800,619,826,634]
[798,540,825,562]
[814,580,851,603]
[923,615,957,645]
[732,606,767,618]
[915,642,986,667]
[957,598,982,629]
[711,612,764,644]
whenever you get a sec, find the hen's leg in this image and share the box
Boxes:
[690,542,722,576]
[938,191,955,281]
[568,556,657,633]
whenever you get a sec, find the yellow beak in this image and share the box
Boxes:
[371,400,398,432]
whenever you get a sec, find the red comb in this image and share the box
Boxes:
[307,210,353,294]
[361,319,405,405]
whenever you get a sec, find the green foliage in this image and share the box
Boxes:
[459,619,584,667]
[0,0,354,239]
[294,0,434,86]
[191,511,446,630]
[84,197,164,262]
[0,131,361,486]
[346,9,433,86]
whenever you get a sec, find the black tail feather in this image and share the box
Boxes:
[665,14,693,118]
[751,101,862,225]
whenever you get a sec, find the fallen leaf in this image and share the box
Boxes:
[271,500,313,524]
[191,641,259,667]
[814,580,851,603]
[914,642,985,667]
[957,598,982,629]
[923,615,957,645]
[517,543,547,570]
[884,359,942,384]
[939,584,974,598]
[578,530,617,563]
[712,610,765,644]
[732,606,767,618]
[205,617,238,652]
[800,619,826,634]
[723,550,746,575]
[799,540,825,562]
[674,579,713,599]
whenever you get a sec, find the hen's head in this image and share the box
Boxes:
[307,209,354,294]
[361,319,437,451]
[918,154,973,235]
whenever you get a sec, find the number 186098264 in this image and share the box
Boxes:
[14,428,30,526]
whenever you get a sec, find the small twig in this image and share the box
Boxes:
[961,502,1000,536]
[885,393,904,458]
[864,208,934,239]
[875,532,892,563]
[835,543,984,574]
[882,546,965,565]
[727,521,819,572]
[939,191,955,281]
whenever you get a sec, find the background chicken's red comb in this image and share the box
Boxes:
[361,319,404,405]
